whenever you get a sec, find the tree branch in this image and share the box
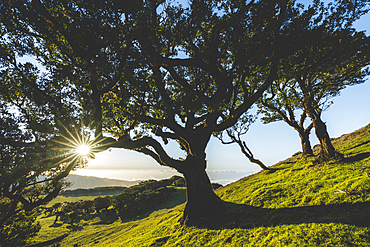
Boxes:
[97,135,185,171]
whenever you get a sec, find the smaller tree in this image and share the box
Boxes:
[258,81,314,156]
[215,113,271,170]
[259,1,370,160]
[81,200,94,214]
[94,196,111,213]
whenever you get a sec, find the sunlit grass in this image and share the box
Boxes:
[31,124,370,246]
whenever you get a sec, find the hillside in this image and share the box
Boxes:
[30,124,370,246]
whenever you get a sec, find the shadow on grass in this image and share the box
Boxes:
[66,224,84,231]
[343,152,370,163]
[199,200,370,230]
[27,234,69,247]
[50,222,63,227]
[290,168,303,172]
[348,140,370,151]
[263,168,281,173]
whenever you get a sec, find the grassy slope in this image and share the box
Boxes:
[30,124,370,246]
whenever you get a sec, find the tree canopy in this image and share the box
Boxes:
[0,0,291,224]
[258,0,370,159]
[0,7,91,226]
[1,0,369,225]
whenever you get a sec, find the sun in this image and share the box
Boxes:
[76,144,90,156]
[50,119,114,162]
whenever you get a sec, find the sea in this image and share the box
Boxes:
[70,169,256,186]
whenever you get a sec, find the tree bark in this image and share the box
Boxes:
[261,101,314,157]
[112,129,226,226]
[312,117,340,159]
[298,129,313,155]
[302,98,340,160]
[178,158,225,225]
[304,105,340,160]
[238,140,271,170]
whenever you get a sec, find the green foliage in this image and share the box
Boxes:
[2,0,370,242]
[0,0,113,227]
[258,1,370,156]
[112,177,181,220]
[43,176,183,225]
[3,0,368,223]
[1,2,292,220]
[0,99,80,232]
[114,186,173,220]
[0,205,40,247]
[94,197,111,213]
[0,71,84,222]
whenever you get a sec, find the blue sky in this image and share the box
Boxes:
[82,0,370,176]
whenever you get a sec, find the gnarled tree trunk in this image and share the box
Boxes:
[298,129,313,155]
[303,102,341,160]
[177,156,225,226]
[312,117,340,159]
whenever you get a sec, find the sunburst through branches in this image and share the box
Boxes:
[49,120,114,170]
[76,144,90,156]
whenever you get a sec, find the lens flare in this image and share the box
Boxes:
[47,119,115,168]
[76,144,90,156]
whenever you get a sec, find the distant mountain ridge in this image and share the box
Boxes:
[65,174,140,190]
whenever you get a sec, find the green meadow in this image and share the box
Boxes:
[29,124,370,246]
